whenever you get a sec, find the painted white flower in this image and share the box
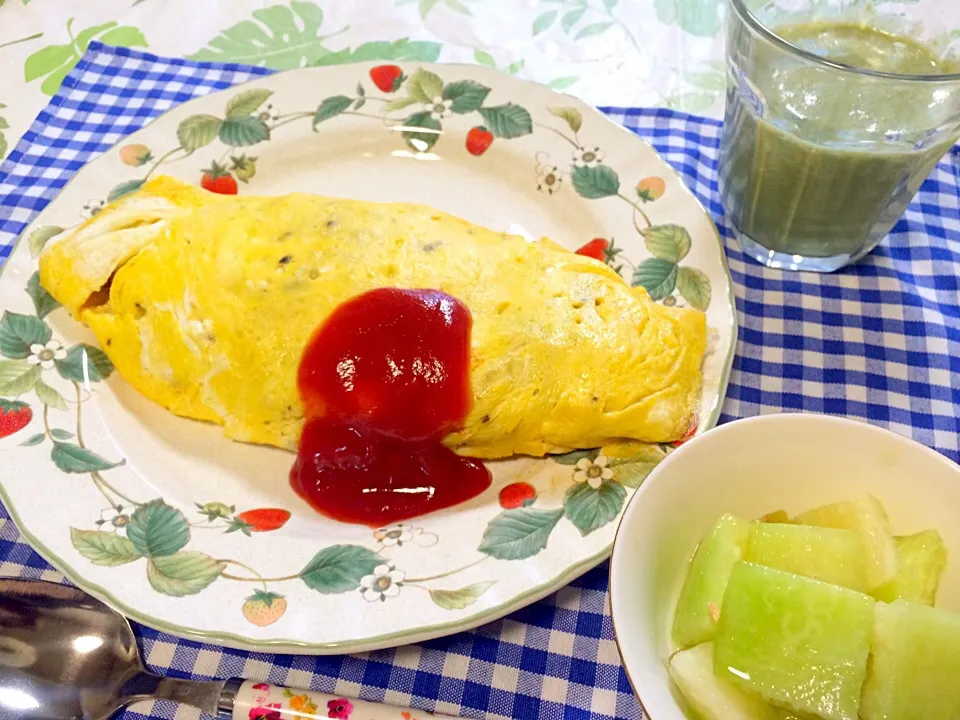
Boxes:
[259,103,282,122]
[27,340,66,370]
[536,165,563,195]
[374,523,415,547]
[572,145,604,167]
[573,455,613,489]
[423,96,453,119]
[360,564,405,602]
[81,199,105,218]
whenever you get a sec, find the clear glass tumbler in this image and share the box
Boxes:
[719,0,960,272]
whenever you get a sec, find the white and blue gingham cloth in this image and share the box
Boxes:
[0,43,958,720]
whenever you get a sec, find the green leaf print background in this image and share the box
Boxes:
[0,0,734,161]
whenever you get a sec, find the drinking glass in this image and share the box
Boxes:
[720,0,960,272]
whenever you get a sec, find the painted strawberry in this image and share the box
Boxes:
[0,400,32,439]
[670,423,698,448]
[466,126,494,156]
[575,238,609,261]
[119,143,152,167]
[369,64,404,93]
[499,482,537,509]
[636,176,666,202]
[229,508,291,535]
[200,161,238,195]
[242,590,287,627]
[230,154,257,183]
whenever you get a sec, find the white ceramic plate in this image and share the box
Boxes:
[0,62,736,653]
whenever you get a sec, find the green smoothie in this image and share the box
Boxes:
[720,22,960,266]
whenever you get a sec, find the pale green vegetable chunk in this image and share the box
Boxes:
[871,530,947,606]
[746,522,869,591]
[714,562,874,720]
[794,494,897,588]
[671,514,750,648]
[668,642,777,720]
[860,600,960,720]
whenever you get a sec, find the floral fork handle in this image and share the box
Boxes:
[230,680,455,720]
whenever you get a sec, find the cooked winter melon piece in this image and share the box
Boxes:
[860,600,960,720]
[671,514,750,648]
[668,642,777,720]
[794,494,897,588]
[713,562,874,720]
[759,509,791,523]
[871,530,947,606]
[746,522,869,591]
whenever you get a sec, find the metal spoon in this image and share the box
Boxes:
[0,578,452,719]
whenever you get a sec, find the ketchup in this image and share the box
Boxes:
[290,288,491,526]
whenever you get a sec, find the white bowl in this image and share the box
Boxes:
[608,413,960,720]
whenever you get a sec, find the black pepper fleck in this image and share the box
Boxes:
[106,338,112,346]
[326,219,337,228]
[481,414,490,423]
[279,255,292,265]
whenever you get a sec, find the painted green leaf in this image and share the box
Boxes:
[98,26,148,48]
[553,448,599,466]
[55,344,114,382]
[604,0,620,8]
[686,71,726,91]
[571,165,620,199]
[477,104,532,139]
[20,434,46,447]
[127,500,190,557]
[50,428,74,440]
[0,311,52,359]
[384,96,419,113]
[147,552,224,596]
[564,480,626,536]
[0,361,41,397]
[445,0,471,15]
[0,132,7,161]
[418,0,440,18]
[548,106,582,133]
[0,118,7,130]
[218,116,270,147]
[34,378,66,410]
[473,49,496,68]
[562,7,586,33]
[177,114,222,152]
[655,0,721,37]
[70,528,142,566]
[24,44,73,82]
[51,442,124,474]
[312,38,442,66]
[632,258,678,301]
[642,224,691,263]
[430,581,495,610]
[442,80,490,114]
[188,1,330,70]
[533,10,558,36]
[547,77,579,91]
[26,272,60,319]
[107,179,145,203]
[676,266,712,310]
[478,508,564,560]
[407,68,444,103]
[27,226,64,259]
[611,455,663,488]
[300,544,382,593]
[25,19,147,96]
[666,91,717,114]
[401,111,442,152]
[312,95,352,128]
[225,88,274,117]
[576,21,614,40]
[506,60,524,75]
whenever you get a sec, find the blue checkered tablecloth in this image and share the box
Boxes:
[1,43,958,720]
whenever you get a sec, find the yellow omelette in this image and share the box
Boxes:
[39,176,707,458]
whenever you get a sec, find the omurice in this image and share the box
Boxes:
[39,175,707,462]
